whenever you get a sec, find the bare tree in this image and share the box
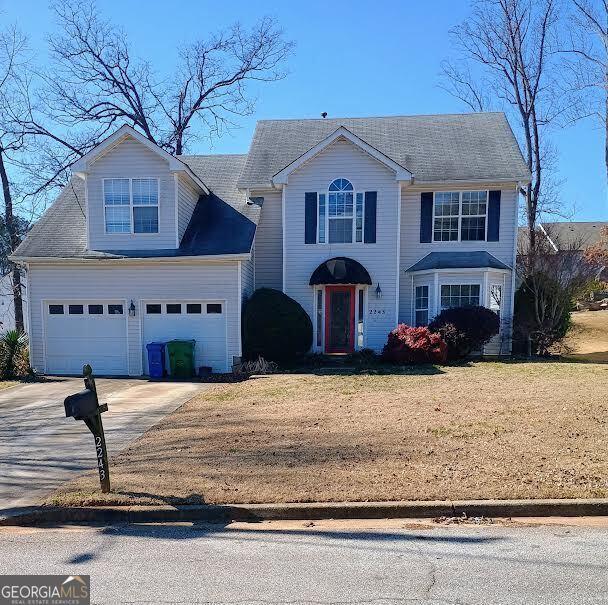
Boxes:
[0,27,29,332]
[441,0,565,251]
[562,1,608,183]
[48,0,293,154]
[0,25,102,332]
[515,226,598,355]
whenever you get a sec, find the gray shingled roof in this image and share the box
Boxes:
[406,251,511,272]
[238,112,531,188]
[14,154,259,259]
[541,221,608,250]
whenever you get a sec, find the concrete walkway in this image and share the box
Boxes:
[0,378,205,511]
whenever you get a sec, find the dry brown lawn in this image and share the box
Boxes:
[565,310,608,363]
[49,360,608,506]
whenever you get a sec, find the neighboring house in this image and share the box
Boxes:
[0,272,28,332]
[12,113,530,376]
[520,221,608,281]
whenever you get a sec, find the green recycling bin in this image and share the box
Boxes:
[166,339,196,378]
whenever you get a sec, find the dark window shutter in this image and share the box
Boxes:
[487,190,501,241]
[304,192,317,244]
[420,192,433,243]
[364,191,377,243]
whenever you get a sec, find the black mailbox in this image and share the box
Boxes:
[63,365,111,493]
[64,389,99,420]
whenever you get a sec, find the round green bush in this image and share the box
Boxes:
[242,288,313,363]
[429,306,499,360]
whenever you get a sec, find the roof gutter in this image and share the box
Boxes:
[10,253,251,265]
[410,177,531,186]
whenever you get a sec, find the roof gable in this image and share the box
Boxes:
[272,126,412,184]
[71,125,209,193]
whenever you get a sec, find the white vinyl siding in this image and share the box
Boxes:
[400,184,518,353]
[176,174,200,244]
[283,138,399,352]
[252,190,283,290]
[87,135,177,250]
[27,262,241,375]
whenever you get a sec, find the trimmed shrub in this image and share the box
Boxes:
[382,324,447,364]
[429,306,499,360]
[242,288,313,363]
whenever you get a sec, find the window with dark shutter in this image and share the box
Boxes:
[420,192,434,243]
[363,192,377,243]
[304,192,318,244]
[487,190,501,241]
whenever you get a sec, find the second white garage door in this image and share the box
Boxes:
[142,300,227,374]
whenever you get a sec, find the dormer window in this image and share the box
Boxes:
[104,178,159,234]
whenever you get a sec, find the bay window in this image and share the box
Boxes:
[415,285,429,326]
[440,284,480,310]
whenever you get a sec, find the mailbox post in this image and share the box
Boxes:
[64,364,111,493]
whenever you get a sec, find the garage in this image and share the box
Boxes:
[44,300,128,375]
[142,300,227,374]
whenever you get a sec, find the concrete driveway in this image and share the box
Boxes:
[0,378,205,512]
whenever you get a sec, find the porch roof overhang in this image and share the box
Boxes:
[309,257,372,286]
[405,251,511,273]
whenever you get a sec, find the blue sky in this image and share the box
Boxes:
[2,0,607,221]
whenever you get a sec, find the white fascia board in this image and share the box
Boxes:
[271,126,412,185]
[406,266,511,276]
[539,223,559,252]
[71,124,209,194]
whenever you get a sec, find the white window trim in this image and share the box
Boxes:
[103,177,161,235]
[317,178,365,244]
[355,285,367,350]
[431,190,489,243]
[313,286,324,351]
[414,284,431,327]
[438,282,482,312]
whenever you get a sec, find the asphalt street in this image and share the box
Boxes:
[1,520,607,604]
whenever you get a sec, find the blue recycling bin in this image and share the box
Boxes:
[146,342,166,379]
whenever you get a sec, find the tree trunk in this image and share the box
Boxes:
[0,149,24,332]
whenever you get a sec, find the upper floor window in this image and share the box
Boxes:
[318,179,364,244]
[433,191,487,242]
[104,178,159,234]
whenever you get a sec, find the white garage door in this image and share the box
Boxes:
[44,301,128,375]
[142,300,227,374]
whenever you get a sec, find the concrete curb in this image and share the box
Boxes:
[3,498,608,526]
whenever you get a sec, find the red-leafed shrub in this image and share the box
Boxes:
[382,324,448,365]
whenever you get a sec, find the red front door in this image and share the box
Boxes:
[325,286,355,353]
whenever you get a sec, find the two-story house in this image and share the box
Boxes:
[12,113,530,375]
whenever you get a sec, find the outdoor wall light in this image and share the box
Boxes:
[375,283,382,299]
[128,300,136,317]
